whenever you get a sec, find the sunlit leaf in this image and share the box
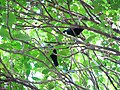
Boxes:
[2,13,16,26]
[42,69,49,74]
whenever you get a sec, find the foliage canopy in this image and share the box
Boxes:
[0,0,120,90]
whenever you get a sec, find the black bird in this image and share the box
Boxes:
[63,28,84,37]
[50,49,58,66]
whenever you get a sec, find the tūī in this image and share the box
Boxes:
[63,28,84,37]
[50,49,58,66]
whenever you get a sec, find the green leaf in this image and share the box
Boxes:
[34,62,44,68]
[0,43,12,49]
[58,34,63,42]
[48,83,54,89]
[32,77,41,80]
[112,44,119,50]
[42,69,49,74]
[14,32,31,41]
[26,69,30,77]
[0,26,9,38]
[38,52,46,60]
[2,13,16,26]
[0,63,4,69]
[85,35,97,43]
[0,0,6,6]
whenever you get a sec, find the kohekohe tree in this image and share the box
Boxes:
[0,0,120,90]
